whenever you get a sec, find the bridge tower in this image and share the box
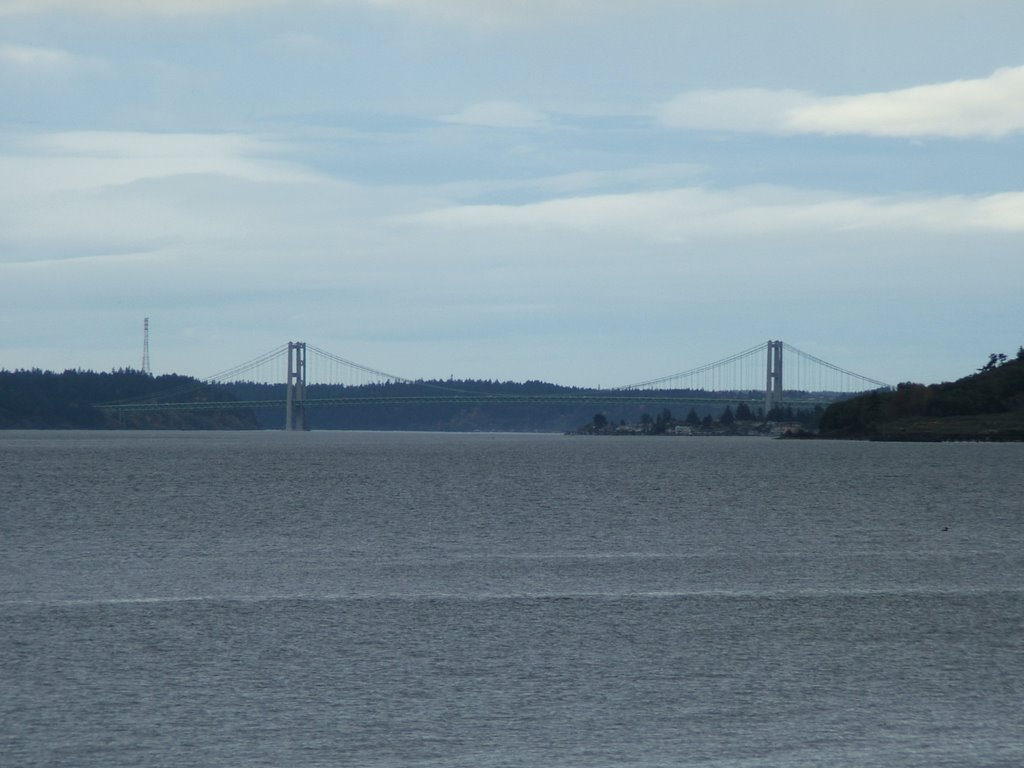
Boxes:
[285,341,307,431]
[765,340,783,416]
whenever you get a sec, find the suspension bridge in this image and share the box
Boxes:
[96,340,890,430]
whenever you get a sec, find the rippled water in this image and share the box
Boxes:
[2,431,1023,766]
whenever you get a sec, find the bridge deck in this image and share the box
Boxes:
[96,392,838,413]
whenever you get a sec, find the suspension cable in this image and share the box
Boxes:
[202,344,290,384]
[782,343,890,390]
[615,343,768,390]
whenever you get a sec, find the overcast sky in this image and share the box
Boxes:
[2,0,1022,387]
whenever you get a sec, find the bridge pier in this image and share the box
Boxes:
[765,340,783,416]
[285,341,306,431]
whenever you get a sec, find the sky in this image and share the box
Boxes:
[1,0,1022,388]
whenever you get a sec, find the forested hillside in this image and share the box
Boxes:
[819,349,1024,440]
[0,369,258,429]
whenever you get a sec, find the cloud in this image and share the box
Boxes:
[0,130,343,266]
[658,65,1024,139]
[0,43,104,74]
[440,101,549,129]
[0,0,286,16]
[0,0,672,24]
[409,186,1024,241]
[363,0,639,28]
[791,65,1024,139]
[656,88,813,134]
[1,131,322,195]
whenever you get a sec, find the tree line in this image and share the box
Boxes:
[0,368,257,429]
[582,402,823,435]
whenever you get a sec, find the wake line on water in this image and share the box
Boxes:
[3,585,1023,607]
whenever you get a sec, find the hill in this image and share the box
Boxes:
[0,369,259,429]
[818,349,1024,441]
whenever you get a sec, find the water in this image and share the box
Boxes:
[2,431,1023,766]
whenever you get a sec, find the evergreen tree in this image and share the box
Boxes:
[735,402,754,421]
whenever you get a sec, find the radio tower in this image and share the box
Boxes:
[142,317,151,374]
